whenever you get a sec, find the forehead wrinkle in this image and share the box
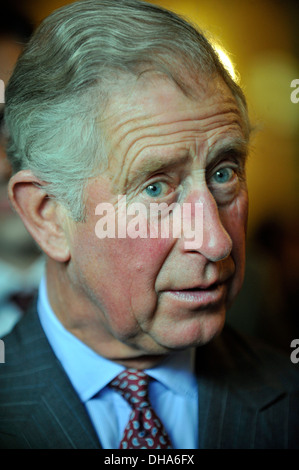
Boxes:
[110,141,192,194]
[109,110,240,168]
[105,88,244,155]
[108,122,204,193]
[105,90,246,193]
[198,111,245,136]
[109,125,246,194]
[107,94,242,147]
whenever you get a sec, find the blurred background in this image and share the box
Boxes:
[0,0,298,352]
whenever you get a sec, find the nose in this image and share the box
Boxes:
[181,187,233,262]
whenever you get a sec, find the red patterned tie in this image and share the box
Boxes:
[110,368,172,449]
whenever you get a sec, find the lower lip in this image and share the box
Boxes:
[164,284,226,308]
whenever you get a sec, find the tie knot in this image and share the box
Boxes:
[110,369,150,409]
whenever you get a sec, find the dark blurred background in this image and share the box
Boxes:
[0,0,298,352]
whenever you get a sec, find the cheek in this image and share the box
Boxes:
[100,236,175,337]
[71,221,173,327]
[222,190,248,298]
[227,190,248,243]
[109,236,172,305]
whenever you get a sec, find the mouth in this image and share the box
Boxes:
[177,281,221,290]
[163,282,227,308]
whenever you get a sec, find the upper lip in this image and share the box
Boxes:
[167,274,233,291]
[169,281,222,291]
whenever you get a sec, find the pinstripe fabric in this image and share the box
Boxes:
[0,305,299,448]
[0,305,100,449]
[196,327,299,449]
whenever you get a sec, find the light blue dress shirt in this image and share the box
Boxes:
[37,276,198,449]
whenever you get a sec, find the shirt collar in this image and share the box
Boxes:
[37,275,197,402]
[147,348,197,399]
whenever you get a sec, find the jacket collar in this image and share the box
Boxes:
[195,325,287,448]
[195,325,286,411]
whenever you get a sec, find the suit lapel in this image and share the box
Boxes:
[195,326,287,449]
[10,306,101,449]
[26,362,101,449]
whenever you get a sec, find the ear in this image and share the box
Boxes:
[8,170,71,262]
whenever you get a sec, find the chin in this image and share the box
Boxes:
[151,309,226,352]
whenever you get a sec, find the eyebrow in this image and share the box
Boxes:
[123,136,249,190]
[126,153,192,187]
[207,137,249,167]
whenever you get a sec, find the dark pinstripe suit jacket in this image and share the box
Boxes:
[0,305,299,449]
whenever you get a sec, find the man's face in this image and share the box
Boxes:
[65,74,248,363]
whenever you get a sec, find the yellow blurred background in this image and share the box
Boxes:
[0,0,298,349]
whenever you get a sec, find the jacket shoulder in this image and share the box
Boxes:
[196,325,299,448]
[0,307,100,449]
[197,324,299,386]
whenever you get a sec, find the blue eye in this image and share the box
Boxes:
[213,168,234,184]
[145,182,163,197]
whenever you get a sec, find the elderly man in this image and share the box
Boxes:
[0,0,298,449]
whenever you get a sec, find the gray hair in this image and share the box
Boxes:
[5,0,250,221]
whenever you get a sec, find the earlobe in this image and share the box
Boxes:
[8,170,71,262]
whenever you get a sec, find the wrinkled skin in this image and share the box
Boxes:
[48,74,249,368]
